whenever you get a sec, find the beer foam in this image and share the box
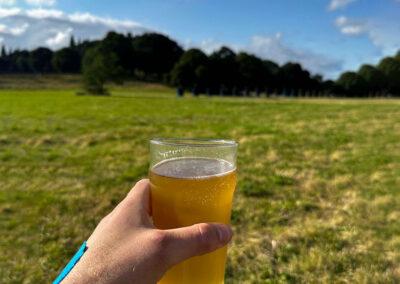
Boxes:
[152,157,235,179]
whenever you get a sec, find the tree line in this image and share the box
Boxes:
[1,31,400,97]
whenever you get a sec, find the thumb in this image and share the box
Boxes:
[161,223,233,267]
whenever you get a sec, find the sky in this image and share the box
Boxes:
[0,0,399,79]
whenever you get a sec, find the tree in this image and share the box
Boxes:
[262,60,279,92]
[75,40,99,58]
[322,80,338,95]
[194,64,210,93]
[377,57,400,95]
[82,44,123,95]
[170,48,208,90]
[236,52,265,93]
[337,71,367,97]
[1,45,6,57]
[13,51,31,73]
[278,62,312,95]
[358,64,387,96]
[307,74,324,95]
[29,47,53,73]
[102,32,133,76]
[69,36,76,49]
[208,47,238,93]
[395,50,400,62]
[132,33,184,79]
[52,47,81,73]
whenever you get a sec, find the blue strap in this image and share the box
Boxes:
[53,241,87,284]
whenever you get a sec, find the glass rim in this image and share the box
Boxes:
[150,138,238,148]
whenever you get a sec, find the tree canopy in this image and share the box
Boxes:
[337,72,367,97]
[52,47,81,73]
[0,31,399,96]
[358,64,386,95]
[132,33,184,79]
[170,48,209,90]
[377,57,400,95]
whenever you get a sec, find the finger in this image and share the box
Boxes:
[161,223,232,267]
[118,179,151,216]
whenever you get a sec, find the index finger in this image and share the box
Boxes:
[123,179,152,216]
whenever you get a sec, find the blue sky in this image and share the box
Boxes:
[0,0,399,78]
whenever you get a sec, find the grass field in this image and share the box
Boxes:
[1,85,400,283]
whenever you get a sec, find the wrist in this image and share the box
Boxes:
[63,250,108,283]
[62,265,96,284]
[53,241,88,284]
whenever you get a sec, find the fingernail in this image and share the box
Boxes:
[217,225,232,243]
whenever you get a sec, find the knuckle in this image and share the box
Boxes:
[150,230,170,251]
[196,223,218,252]
[135,179,149,187]
[149,230,171,266]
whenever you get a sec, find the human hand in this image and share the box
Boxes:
[63,179,233,284]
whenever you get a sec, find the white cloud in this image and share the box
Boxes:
[0,0,16,6]
[9,22,29,35]
[367,23,400,55]
[247,33,343,77]
[0,24,7,32]
[184,38,231,54]
[328,0,357,11]
[0,8,151,49]
[341,25,364,35]
[199,39,225,54]
[335,16,347,26]
[45,27,72,48]
[25,0,56,7]
[68,12,142,29]
[0,7,20,17]
[334,15,400,56]
[186,33,343,78]
[0,22,28,36]
[68,12,104,24]
[335,16,365,36]
[26,8,63,18]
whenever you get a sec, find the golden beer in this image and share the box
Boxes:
[150,157,237,284]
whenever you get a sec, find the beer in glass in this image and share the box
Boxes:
[149,138,238,284]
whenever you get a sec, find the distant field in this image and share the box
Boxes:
[0,74,82,89]
[0,74,171,92]
[0,86,399,283]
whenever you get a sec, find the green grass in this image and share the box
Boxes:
[1,86,399,283]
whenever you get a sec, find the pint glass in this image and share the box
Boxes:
[149,138,238,284]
